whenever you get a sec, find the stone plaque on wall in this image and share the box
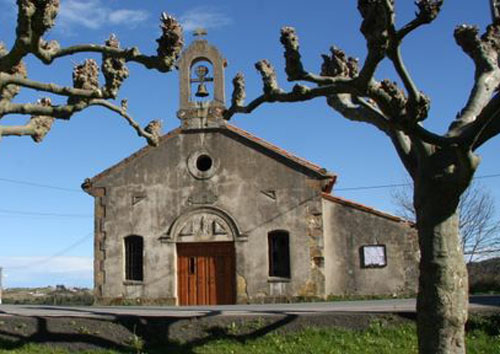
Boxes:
[177,213,230,241]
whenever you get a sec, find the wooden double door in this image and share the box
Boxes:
[177,242,235,305]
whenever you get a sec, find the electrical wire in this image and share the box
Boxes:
[1,174,499,194]
[0,174,499,218]
[336,173,500,191]
[337,183,409,191]
[5,232,93,270]
[0,208,91,218]
[0,177,81,192]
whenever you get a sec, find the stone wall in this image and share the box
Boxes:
[322,196,419,297]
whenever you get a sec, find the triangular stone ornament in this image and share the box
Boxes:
[213,220,227,235]
[132,194,146,205]
[179,221,194,236]
[261,190,277,200]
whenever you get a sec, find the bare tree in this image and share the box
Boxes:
[224,1,500,353]
[460,185,500,262]
[0,0,183,145]
[393,181,500,263]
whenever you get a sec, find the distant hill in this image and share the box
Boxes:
[467,257,500,294]
[2,286,93,305]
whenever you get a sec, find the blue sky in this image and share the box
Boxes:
[0,1,499,288]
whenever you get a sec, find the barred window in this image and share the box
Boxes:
[268,230,291,278]
[124,235,143,281]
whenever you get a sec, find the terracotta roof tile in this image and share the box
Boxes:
[322,193,414,225]
[225,124,335,179]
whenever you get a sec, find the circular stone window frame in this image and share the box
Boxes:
[187,150,218,179]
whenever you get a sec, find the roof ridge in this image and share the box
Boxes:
[321,193,413,224]
[225,124,335,178]
[87,127,182,184]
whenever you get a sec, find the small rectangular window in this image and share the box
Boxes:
[125,235,144,281]
[360,245,387,268]
[268,231,291,278]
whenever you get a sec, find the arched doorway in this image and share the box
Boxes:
[171,208,238,305]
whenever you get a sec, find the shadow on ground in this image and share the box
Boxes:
[0,310,412,353]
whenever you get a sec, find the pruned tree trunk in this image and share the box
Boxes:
[414,154,474,354]
[416,198,468,353]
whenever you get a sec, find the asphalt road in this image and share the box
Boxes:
[0,296,498,319]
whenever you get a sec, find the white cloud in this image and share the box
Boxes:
[109,9,149,26]
[179,7,232,32]
[58,0,149,30]
[59,0,107,30]
[0,256,92,288]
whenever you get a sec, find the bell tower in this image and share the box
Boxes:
[177,29,227,129]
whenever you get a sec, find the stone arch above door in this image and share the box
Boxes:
[161,207,246,243]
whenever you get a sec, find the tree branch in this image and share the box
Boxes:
[0,97,163,146]
[0,97,55,142]
[448,24,500,138]
[0,10,183,74]
[37,44,174,73]
[224,77,359,120]
[0,124,36,139]
[384,1,442,123]
[390,130,418,177]
[0,0,59,70]
[328,94,392,134]
[0,5,183,147]
[277,27,339,87]
[0,72,107,99]
[469,94,500,149]
[0,100,89,120]
[396,0,443,41]
[89,99,162,146]
[356,0,393,85]
[387,45,430,122]
[226,1,469,154]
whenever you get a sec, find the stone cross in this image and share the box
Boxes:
[193,28,208,37]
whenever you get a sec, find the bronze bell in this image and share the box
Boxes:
[195,83,209,97]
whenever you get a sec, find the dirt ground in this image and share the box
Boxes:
[0,312,416,352]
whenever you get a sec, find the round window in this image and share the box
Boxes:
[196,154,213,172]
[187,150,217,179]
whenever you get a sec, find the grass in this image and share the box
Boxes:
[0,318,498,354]
[194,322,500,354]
[0,345,118,354]
[196,322,419,354]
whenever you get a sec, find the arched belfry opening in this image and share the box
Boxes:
[190,60,214,102]
[177,28,227,129]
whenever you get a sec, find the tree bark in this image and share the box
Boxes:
[415,177,469,354]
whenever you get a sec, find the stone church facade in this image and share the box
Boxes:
[83,35,418,305]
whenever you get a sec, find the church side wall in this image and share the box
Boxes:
[323,199,419,297]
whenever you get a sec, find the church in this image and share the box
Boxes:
[83,34,419,305]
